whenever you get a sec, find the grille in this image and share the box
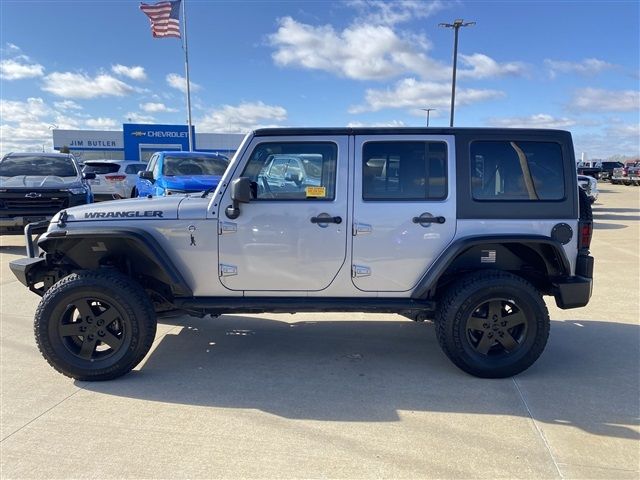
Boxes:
[3,197,68,209]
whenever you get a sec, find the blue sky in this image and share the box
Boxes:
[1,0,639,159]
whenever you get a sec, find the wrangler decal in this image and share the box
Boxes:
[84,210,164,219]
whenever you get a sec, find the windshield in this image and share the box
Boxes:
[0,156,78,177]
[163,155,229,176]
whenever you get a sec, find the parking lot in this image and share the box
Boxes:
[0,183,638,479]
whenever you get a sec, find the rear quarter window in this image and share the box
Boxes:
[470,141,565,201]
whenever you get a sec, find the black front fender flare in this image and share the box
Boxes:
[37,227,192,298]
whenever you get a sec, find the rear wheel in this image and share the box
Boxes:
[435,271,550,378]
[34,271,157,381]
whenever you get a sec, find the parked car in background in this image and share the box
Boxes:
[611,161,640,185]
[82,160,146,201]
[576,163,601,179]
[0,152,94,234]
[136,151,229,197]
[578,174,599,203]
[598,161,624,181]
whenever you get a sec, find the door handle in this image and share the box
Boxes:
[412,215,446,224]
[310,216,342,224]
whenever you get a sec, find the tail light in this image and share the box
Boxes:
[578,220,592,251]
[105,174,126,182]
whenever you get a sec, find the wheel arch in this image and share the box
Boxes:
[411,235,571,301]
[35,228,192,299]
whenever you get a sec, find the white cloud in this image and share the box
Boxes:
[42,72,135,98]
[458,54,527,79]
[269,16,525,84]
[486,114,577,129]
[0,58,45,80]
[112,64,147,81]
[53,100,83,111]
[346,120,407,127]
[125,112,156,123]
[197,101,287,133]
[166,73,201,93]
[270,16,448,81]
[1,97,51,122]
[85,117,119,129]
[544,58,616,78]
[140,102,177,113]
[5,43,21,52]
[349,77,504,113]
[570,88,640,112]
[347,0,445,25]
[573,122,640,158]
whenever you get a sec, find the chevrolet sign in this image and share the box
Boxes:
[131,131,146,137]
[25,192,42,199]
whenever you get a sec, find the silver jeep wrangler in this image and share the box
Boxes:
[10,128,594,380]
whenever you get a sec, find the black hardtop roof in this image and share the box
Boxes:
[253,127,572,137]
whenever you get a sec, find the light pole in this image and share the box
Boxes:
[421,108,436,127]
[439,19,475,127]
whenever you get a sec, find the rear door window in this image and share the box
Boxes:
[362,141,447,200]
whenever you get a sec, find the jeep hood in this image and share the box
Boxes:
[163,175,223,191]
[60,196,184,222]
[0,175,79,188]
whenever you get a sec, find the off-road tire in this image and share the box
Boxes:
[34,270,157,381]
[435,270,550,378]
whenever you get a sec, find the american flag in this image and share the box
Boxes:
[140,0,181,38]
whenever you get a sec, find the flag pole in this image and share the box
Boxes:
[181,0,194,151]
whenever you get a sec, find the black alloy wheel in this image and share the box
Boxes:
[464,298,528,357]
[56,296,130,363]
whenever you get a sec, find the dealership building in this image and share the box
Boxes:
[52,123,245,162]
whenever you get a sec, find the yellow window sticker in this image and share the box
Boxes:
[306,186,326,198]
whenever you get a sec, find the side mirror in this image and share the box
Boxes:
[82,172,96,180]
[226,177,252,219]
[139,170,154,181]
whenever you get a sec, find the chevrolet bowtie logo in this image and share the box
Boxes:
[131,131,146,137]
[25,192,42,199]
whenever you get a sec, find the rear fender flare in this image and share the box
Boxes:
[411,235,571,300]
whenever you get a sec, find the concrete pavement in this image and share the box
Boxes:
[1,183,638,479]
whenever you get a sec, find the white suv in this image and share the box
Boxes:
[82,160,146,201]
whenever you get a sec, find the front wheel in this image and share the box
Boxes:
[34,271,157,381]
[435,271,550,378]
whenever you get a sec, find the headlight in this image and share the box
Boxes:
[67,185,88,195]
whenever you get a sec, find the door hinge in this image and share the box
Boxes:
[218,221,237,235]
[352,265,371,277]
[219,264,238,277]
[353,222,372,236]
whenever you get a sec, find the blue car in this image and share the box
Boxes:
[135,151,229,197]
